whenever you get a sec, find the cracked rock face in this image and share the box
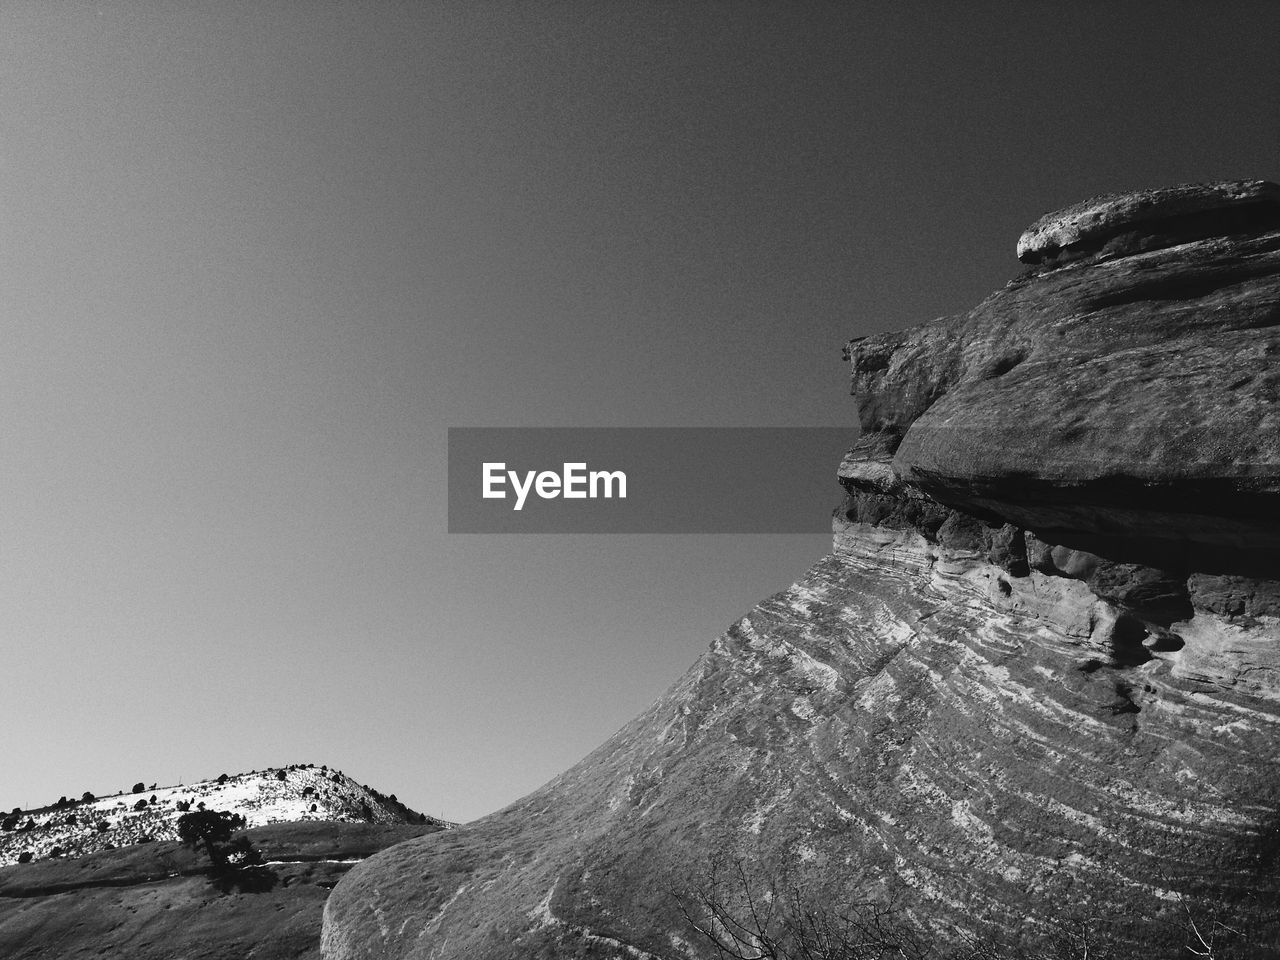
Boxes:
[322,184,1280,958]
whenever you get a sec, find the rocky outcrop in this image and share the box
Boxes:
[847,179,1280,573]
[322,183,1280,958]
[1015,179,1280,265]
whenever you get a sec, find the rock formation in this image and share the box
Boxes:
[322,180,1280,958]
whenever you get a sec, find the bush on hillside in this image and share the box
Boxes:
[132,782,145,794]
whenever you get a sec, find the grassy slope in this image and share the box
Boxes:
[0,821,443,960]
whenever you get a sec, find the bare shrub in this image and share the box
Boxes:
[675,858,1272,960]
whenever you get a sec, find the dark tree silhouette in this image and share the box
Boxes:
[175,809,274,893]
[176,810,247,868]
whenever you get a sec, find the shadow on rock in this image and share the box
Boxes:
[212,864,279,894]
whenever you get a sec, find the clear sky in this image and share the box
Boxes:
[2,2,1277,822]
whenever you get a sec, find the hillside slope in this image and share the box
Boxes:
[321,181,1280,959]
[0,821,444,960]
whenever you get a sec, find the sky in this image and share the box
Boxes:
[1,2,1277,823]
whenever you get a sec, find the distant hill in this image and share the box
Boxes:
[0,765,448,867]
[0,764,450,959]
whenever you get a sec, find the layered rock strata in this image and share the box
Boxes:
[323,181,1280,958]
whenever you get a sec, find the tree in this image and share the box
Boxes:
[177,810,247,868]
[177,809,275,893]
[132,782,145,794]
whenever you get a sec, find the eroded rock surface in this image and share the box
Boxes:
[322,184,1280,958]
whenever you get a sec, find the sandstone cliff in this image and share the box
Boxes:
[322,180,1280,958]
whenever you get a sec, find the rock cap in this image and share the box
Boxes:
[1016,178,1280,263]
